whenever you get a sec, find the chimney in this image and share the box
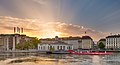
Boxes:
[21,28,23,33]
[13,27,16,33]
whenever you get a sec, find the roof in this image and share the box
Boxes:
[0,34,32,38]
[99,39,106,41]
[40,41,72,45]
[106,35,120,38]
[40,38,55,41]
[40,36,81,41]
[0,34,19,36]
[82,36,92,39]
[60,37,81,40]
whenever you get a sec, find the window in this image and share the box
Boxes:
[48,46,49,50]
[60,46,62,50]
[53,46,54,49]
[68,46,71,50]
[43,46,45,50]
[50,46,52,48]
[41,47,42,50]
[63,46,65,50]
[39,47,41,50]
[57,46,59,50]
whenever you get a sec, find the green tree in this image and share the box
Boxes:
[16,43,21,49]
[24,41,36,50]
[98,42,105,49]
[50,46,55,51]
[16,37,40,50]
[31,37,40,49]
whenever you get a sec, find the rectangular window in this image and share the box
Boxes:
[57,46,59,50]
[41,47,42,50]
[48,46,49,50]
[63,46,65,50]
[60,46,62,50]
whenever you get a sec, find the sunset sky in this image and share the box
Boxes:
[0,0,120,41]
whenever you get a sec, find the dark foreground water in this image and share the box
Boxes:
[0,53,120,65]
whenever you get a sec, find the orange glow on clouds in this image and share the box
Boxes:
[0,16,108,41]
[40,31,62,38]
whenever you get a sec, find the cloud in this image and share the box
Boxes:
[0,16,108,41]
[50,22,108,40]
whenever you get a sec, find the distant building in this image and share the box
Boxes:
[38,41,73,51]
[40,36,81,50]
[61,37,81,50]
[0,34,34,51]
[0,37,7,50]
[106,35,120,49]
[81,36,94,50]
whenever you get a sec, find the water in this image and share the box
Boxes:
[0,53,120,65]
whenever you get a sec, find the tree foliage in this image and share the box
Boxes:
[50,46,55,51]
[31,37,40,48]
[16,37,40,50]
[98,42,105,49]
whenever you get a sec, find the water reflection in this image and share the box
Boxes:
[0,53,120,65]
[92,56,103,65]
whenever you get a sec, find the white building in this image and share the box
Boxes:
[61,37,81,50]
[81,36,94,49]
[106,35,120,49]
[38,41,73,51]
[40,36,81,50]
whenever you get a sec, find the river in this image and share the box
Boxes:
[0,53,120,65]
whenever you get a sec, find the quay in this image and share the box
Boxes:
[0,50,120,54]
[0,50,46,53]
[91,50,120,52]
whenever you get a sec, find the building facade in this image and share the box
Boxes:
[40,36,81,50]
[81,36,94,50]
[38,41,73,51]
[0,34,33,51]
[61,37,81,50]
[106,35,120,49]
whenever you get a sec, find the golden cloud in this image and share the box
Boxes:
[0,16,108,41]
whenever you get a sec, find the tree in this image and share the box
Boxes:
[16,43,21,50]
[24,41,34,50]
[31,37,40,49]
[98,42,105,50]
[50,46,55,51]
[16,37,40,50]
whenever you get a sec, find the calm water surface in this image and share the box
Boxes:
[0,53,120,65]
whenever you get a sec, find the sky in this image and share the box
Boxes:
[0,0,120,41]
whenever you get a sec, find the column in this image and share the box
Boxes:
[6,37,9,51]
[12,37,15,50]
